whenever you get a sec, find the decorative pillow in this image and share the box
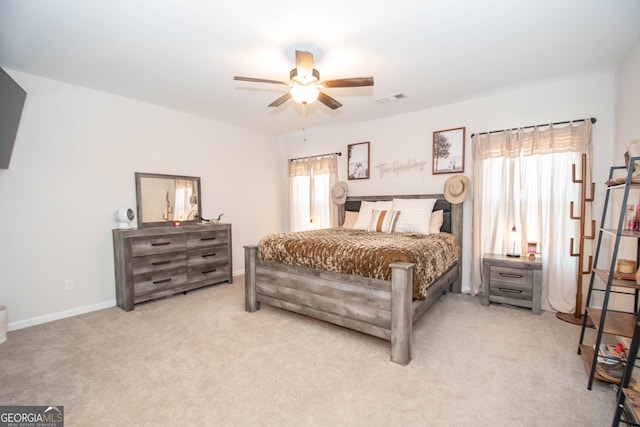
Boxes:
[342,211,359,229]
[353,201,393,230]
[367,209,401,233]
[392,198,437,234]
[430,210,444,234]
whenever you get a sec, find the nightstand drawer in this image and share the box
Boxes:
[490,266,533,286]
[490,281,533,301]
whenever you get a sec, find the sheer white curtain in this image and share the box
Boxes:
[289,154,339,231]
[471,120,593,312]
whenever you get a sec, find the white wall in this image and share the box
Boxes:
[280,72,616,294]
[0,70,283,329]
[615,35,640,157]
[607,35,640,311]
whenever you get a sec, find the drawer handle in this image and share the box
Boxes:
[153,278,172,284]
[201,253,216,258]
[498,287,522,294]
[151,242,171,247]
[202,269,217,274]
[152,260,171,266]
[499,272,524,279]
[201,237,217,241]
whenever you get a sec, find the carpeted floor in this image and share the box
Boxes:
[0,277,617,426]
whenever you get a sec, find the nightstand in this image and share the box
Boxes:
[481,254,542,314]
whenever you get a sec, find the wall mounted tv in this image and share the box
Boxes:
[0,67,27,169]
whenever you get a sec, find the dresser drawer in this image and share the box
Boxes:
[132,251,186,275]
[131,234,186,256]
[490,266,533,287]
[134,267,188,296]
[187,262,229,286]
[187,246,229,267]
[187,230,229,250]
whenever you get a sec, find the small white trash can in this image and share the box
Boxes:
[0,305,7,344]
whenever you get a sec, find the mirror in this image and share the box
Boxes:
[135,172,202,228]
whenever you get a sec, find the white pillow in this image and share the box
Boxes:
[392,198,437,234]
[342,211,359,229]
[430,210,444,234]
[353,201,393,230]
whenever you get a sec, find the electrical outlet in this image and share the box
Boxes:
[64,279,75,291]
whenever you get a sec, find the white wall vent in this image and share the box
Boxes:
[376,93,406,104]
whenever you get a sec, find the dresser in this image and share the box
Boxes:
[481,254,542,314]
[113,223,232,311]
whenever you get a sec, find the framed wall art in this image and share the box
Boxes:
[432,127,465,174]
[348,141,370,180]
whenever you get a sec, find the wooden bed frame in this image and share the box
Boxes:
[244,194,463,365]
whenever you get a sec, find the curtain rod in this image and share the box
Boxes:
[288,152,342,162]
[470,117,596,138]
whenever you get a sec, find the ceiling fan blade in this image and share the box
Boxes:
[268,92,292,107]
[317,91,343,110]
[322,77,374,88]
[295,50,314,78]
[234,76,290,85]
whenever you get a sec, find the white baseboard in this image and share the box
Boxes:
[7,274,243,332]
[7,300,116,332]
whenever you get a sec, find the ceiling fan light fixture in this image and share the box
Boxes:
[234,50,373,110]
[291,85,319,104]
[290,68,320,84]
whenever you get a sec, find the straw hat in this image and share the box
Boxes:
[444,175,469,204]
[331,181,348,204]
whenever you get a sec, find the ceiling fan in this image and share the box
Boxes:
[233,50,374,110]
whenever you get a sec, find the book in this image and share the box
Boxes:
[597,343,626,364]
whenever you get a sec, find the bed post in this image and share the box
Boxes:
[244,245,260,312]
[450,202,463,293]
[390,262,413,365]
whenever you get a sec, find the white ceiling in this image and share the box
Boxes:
[1,0,639,136]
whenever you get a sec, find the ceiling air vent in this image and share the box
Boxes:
[376,93,406,104]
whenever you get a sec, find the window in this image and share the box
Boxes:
[289,154,338,231]
[471,120,593,313]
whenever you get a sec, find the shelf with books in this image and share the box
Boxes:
[613,321,640,426]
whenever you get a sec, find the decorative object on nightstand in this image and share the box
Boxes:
[527,242,538,261]
[557,153,596,325]
[506,225,520,258]
[481,254,542,314]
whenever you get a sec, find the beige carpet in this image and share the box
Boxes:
[0,277,616,426]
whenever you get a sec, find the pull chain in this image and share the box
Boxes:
[302,103,307,142]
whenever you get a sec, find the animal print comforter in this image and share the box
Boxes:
[258,228,460,300]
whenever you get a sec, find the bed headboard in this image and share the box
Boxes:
[341,194,462,240]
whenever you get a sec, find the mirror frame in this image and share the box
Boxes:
[135,172,202,228]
